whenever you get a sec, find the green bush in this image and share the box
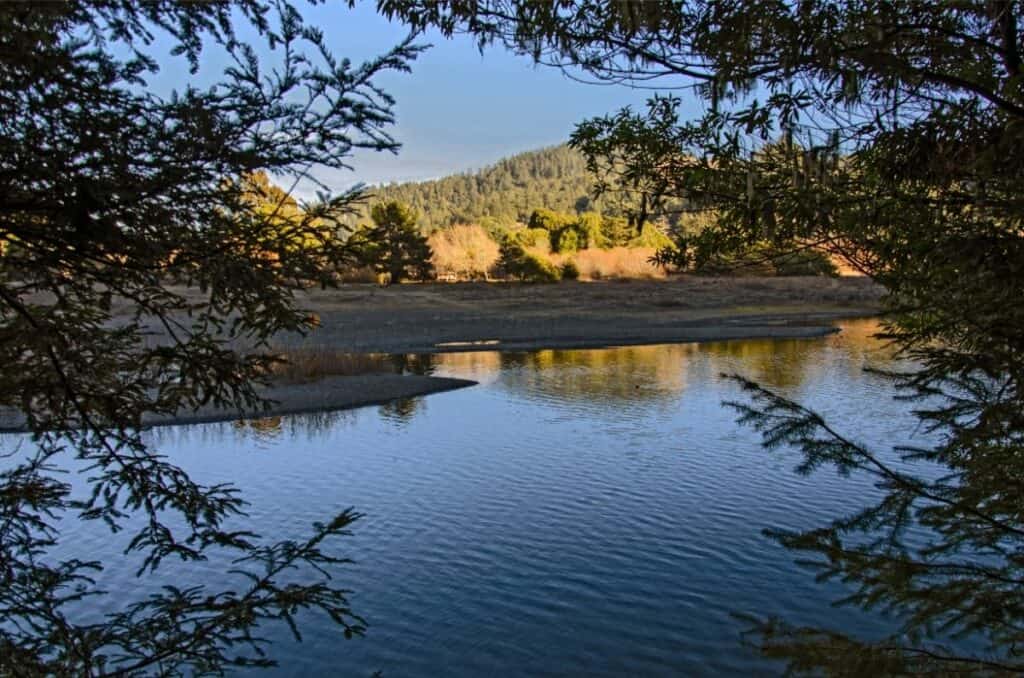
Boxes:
[510,227,551,249]
[520,252,562,282]
[498,240,561,282]
[528,207,576,232]
[576,212,608,249]
[600,215,632,247]
[561,259,580,279]
[553,227,580,253]
[627,222,675,250]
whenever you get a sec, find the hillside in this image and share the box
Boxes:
[353,145,606,233]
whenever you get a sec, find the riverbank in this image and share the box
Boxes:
[0,374,477,432]
[141,374,477,429]
[3,277,881,432]
[275,276,882,354]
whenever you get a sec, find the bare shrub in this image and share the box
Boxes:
[429,224,500,280]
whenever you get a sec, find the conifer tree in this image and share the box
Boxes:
[0,2,421,672]
[352,201,433,283]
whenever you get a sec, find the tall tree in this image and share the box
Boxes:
[352,200,434,283]
[380,0,1024,672]
[0,2,421,672]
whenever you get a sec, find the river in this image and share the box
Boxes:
[36,319,932,675]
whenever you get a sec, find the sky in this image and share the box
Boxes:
[291,1,678,192]
[137,2,703,197]
[173,1,699,196]
[304,1,666,189]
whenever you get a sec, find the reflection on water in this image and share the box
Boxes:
[152,408,361,446]
[425,317,893,408]
[206,319,893,440]
[390,353,435,376]
[497,344,690,404]
[37,318,917,676]
[378,397,424,424]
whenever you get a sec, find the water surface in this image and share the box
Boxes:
[48,319,926,675]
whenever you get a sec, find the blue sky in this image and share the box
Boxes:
[141,2,698,195]
[301,2,661,188]
[289,2,687,191]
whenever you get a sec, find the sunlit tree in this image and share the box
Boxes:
[351,200,433,283]
[428,224,501,280]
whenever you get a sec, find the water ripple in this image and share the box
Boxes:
[4,319,934,676]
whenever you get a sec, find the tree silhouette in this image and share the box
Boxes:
[0,2,422,672]
[381,0,1024,672]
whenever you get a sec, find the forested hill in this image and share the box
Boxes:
[355,145,604,233]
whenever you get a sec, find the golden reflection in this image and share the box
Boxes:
[232,415,284,439]
[825,318,895,360]
[148,319,893,440]
[502,344,689,403]
[690,337,821,389]
[428,350,503,384]
[428,318,891,403]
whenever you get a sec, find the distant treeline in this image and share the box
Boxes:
[347,145,610,234]
[343,206,676,284]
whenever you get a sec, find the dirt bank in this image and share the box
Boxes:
[0,375,476,433]
[4,277,880,432]
[275,276,883,353]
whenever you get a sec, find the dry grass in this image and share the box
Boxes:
[267,345,394,383]
[554,247,665,280]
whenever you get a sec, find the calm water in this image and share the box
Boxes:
[37,319,931,675]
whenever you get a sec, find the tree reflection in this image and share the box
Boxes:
[233,416,285,440]
[378,397,423,424]
[426,318,889,406]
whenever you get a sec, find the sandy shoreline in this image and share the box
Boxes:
[140,374,478,429]
[365,308,870,354]
[0,374,477,433]
[5,277,882,432]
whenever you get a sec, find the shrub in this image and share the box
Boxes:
[527,207,576,232]
[771,248,839,277]
[506,226,552,251]
[600,215,632,247]
[627,222,676,250]
[576,212,608,249]
[553,227,580,253]
[428,224,500,280]
[334,264,380,283]
[572,247,666,279]
[521,252,562,282]
[499,240,561,282]
[561,259,580,280]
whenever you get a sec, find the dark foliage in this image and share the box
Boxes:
[381,0,1024,672]
[349,200,433,283]
[0,1,421,672]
